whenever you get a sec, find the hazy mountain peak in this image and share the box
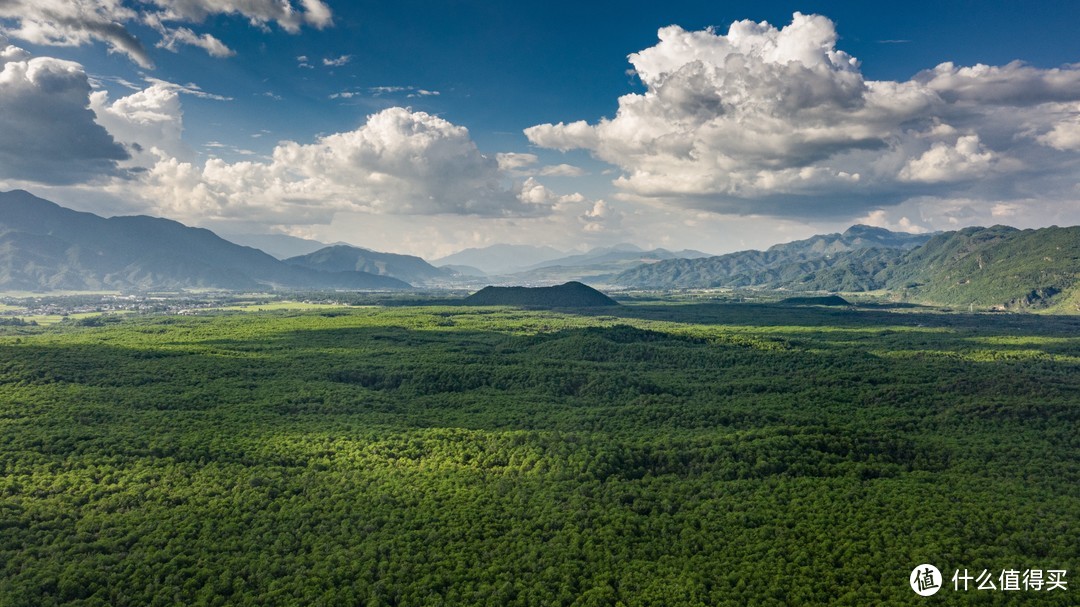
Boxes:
[0,190,410,291]
[220,232,332,260]
[432,244,566,275]
[604,243,645,253]
[285,244,451,286]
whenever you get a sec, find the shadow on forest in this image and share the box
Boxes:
[564,302,1080,335]
[4,312,1079,438]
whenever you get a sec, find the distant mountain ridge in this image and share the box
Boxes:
[220,232,333,259]
[430,243,713,286]
[522,244,711,271]
[0,190,410,291]
[614,225,932,290]
[285,245,454,286]
[7,190,1078,310]
[767,224,932,256]
[432,244,566,275]
[499,247,709,286]
[615,224,1080,311]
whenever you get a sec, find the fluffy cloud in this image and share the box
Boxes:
[0,43,127,183]
[525,13,913,200]
[496,152,538,171]
[525,120,599,152]
[516,177,584,207]
[0,45,574,227]
[134,107,559,223]
[89,80,189,165]
[88,74,236,170]
[579,200,621,233]
[1037,110,1080,151]
[525,12,1080,219]
[899,135,995,183]
[916,61,1080,106]
[0,0,332,66]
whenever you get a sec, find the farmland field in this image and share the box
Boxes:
[0,302,1076,606]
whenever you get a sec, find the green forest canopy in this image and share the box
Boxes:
[0,302,1076,606]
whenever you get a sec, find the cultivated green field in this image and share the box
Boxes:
[0,303,1076,606]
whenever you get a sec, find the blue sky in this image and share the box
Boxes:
[5,1,1080,257]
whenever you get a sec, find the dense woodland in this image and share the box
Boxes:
[0,302,1076,605]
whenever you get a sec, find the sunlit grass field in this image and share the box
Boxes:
[0,303,1076,605]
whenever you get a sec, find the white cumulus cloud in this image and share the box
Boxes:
[0,43,127,183]
[524,120,599,152]
[89,80,191,165]
[1037,110,1080,151]
[916,61,1080,106]
[132,107,559,224]
[899,135,996,183]
[579,200,621,233]
[0,46,576,230]
[525,13,935,205]
[525,12,1080,219]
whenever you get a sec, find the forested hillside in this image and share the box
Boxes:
[615,224,1080,311]
[879,225,1080,310]
[614,225,928,290]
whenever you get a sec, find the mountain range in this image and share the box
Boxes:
[434,243,713,285]
[431,244,566,275]
[220,232,334,260]
[614,225,932,291]
[878,225,1080,310]
[0,190,409,291]
[4,190,1080,311]
[524,243,712,270]
[285,245,456,287]
[0,191,711,291]
[614,224,1080,311]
